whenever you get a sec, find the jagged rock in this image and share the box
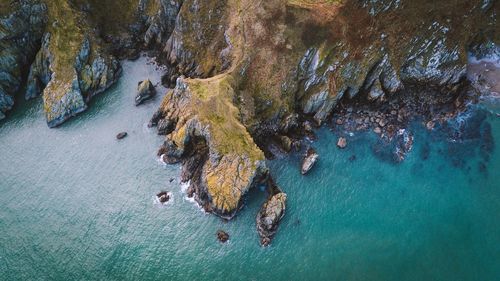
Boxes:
[135,79,156,105]
[153,77,267,219]
[156,191,170,203]
[116,132,128,139]
[157,118,176,135]
[0,1,47,118]
[301,148,319,175]
[337,137,347,149]
[256,192,287,247]
[216,230,229,243]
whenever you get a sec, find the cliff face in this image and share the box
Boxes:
[0,0,498,240]
[148,0,498,217]
[0,0,47,120]
[0,0,178,126]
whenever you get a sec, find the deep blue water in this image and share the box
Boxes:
[0,57,499,280]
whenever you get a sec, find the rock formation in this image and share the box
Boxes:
[1,0,498,243]
[136,79,156,105]
[257,190,287,246]
[301,148,319,175]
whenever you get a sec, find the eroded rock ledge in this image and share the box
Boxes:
[147,0,497,221]
[151,76,268,218]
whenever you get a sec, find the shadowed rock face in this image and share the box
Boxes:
[0,0,182,126]
[0,0,47,119]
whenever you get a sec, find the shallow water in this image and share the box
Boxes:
[1,57,499,280]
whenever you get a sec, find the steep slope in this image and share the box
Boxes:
[149,0,498,217]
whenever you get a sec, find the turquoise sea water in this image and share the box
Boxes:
[1,57,499,280]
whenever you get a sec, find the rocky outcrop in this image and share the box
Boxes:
[150,76,267,218]
[1,0,498,244]
[0,0,186,126]
[156,191,170,203]
[148,0,497,244]
[135,79,156,105]
[0,1,47,119]
[301,148,318,175]
[216,230,229,243]
[257,190,287,247]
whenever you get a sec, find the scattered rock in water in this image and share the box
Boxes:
[301,148,319,175]
[337,137,347,149]
[426,120,435,130]
[373,127,382,134]
[116,132,128,140]
[348,155,357,162]
[216,230,229,243]
[169,178,174,183]
[156,191,170,204]
[135,79,156,106]
[257,192,287,247]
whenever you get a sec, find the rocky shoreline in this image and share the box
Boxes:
[1,0,499,245]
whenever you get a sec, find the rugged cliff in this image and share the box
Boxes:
[149,0,498,219]
[0,0,175,126]
[1,0,498,244]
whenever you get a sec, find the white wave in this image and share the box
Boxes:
[180,181,207,214]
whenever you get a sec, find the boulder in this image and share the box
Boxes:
[156,191,170,203]
[135,79,156,105]
[301,148,319,175]
[216,230,229,243]
[278,135,293,152]
[337,137,347,149]
[256,192,287,246]
[116,132,128,139]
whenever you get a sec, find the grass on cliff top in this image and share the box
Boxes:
[186,75,264,162]
[0,1,16,17]
[44,0,86,91]
[76,0,152,36]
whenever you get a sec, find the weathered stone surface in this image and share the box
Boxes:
[0,1,47,119]
[256,191,287,247]
[301,148,319,175]
[216,230,229,243]
[135,79,156,105]
[150,77,267,218]
[156,191,170,203]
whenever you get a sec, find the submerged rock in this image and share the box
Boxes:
[301,148,319,175]
[257,192,287,247]
[135,79,156,106]
[116,132,128,139]
[216,230,229,243]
